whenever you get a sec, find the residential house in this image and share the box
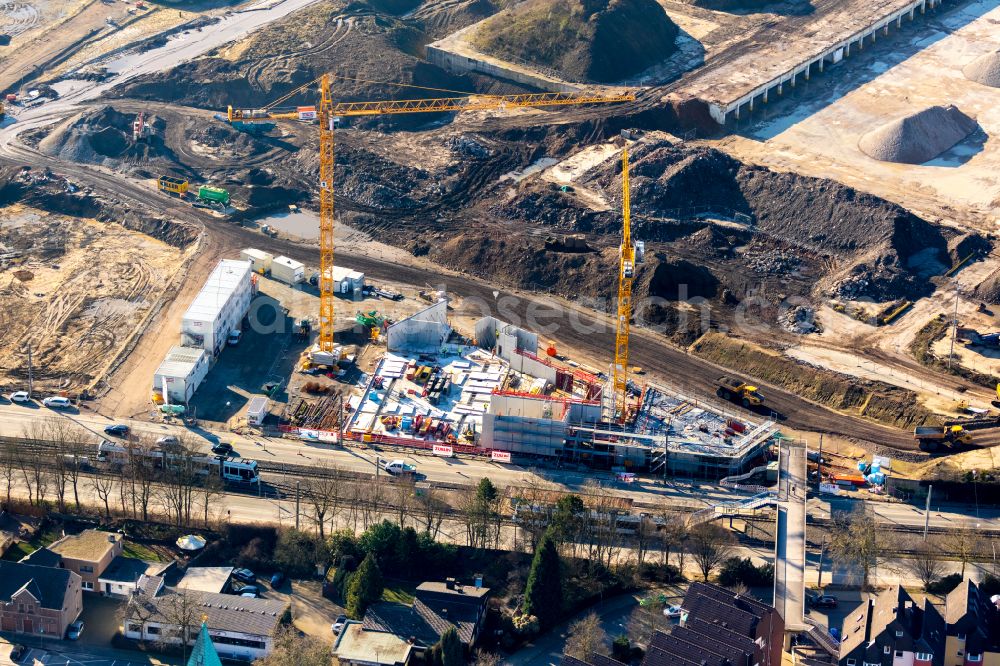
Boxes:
[942,579,1000,666]
[100,557,171,597]
[123,586,288,662]
[838,585,945,666]
[0,561,82,638]
[46,529,123,593]
[334,620,415,666]
[338,578,491,664]
[642,581,784,666]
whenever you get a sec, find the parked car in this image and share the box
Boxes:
[663,605,683,618]
[270,572,285,588]
[234,584,259,596]
[8,391,29,403]
[156,435,179,447]
[42,396,71,409]
[811,594,839,609]
[228,330,241,346]
[67,620,84,640]
[104,424,130,437]
[232,568,255,583]
[241,591,259,598]
[9,644,26,661]
[212,442,233,456]
[332,614,347,635]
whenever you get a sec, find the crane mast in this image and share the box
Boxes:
[613,147,634,422]
[318,74,335,353]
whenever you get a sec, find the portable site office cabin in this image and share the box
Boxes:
[181,259,253,357]
[240,248,273,275]
[330,266,365,295]
[271,256,304,285]
[153,346,209,404]
[246,396,269,425]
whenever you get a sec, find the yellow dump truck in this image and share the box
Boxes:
[716,376,764,408]
[913,424,973,451]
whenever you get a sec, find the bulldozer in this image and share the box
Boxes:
[716,376,764,408]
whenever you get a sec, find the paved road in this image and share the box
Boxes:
[0,401,741,508]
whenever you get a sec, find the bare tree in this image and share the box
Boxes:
[688,522,736,581]
[627,601,672,649]
[158,590,201,663]
[904,537,947,591]
[91,474,115,520]
[0,439,15,508]
[416,484,447,539]
[393,476,416,528]
[472,651,504,666]
[199,473,225,527]
[564,611,608,661]
[946,526,979,580]
[828,505,887,590]
[302,465,343,539]
[128,437,159,522]
[254,627,331,666]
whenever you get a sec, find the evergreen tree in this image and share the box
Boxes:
[433,626,464,666]
[522,529,562,627]
[346,553,384,619]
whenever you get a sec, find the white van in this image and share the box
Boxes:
[42,396,71,409]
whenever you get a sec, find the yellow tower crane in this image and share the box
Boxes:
[612,146,634,422]
[226,75,634,361]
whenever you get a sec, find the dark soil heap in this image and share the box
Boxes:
[37,106,172,167]
[472,0,679,83]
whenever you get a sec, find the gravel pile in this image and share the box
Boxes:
[963,51,1000,87]
[859,105,978,164]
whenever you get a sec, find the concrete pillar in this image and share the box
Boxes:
[884,24,889,36]
[790,71,796,88]
[804,64,811,81]
[777,82,783,96]
[818,58,825,73]
[845,42,851,57]
[896,15,902,27]
[910,7,915,19]
[763,88,769,104]
[748,96,755,112]
[921,0,926,15]
[734,104,741,120]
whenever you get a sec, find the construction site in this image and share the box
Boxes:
[0,0,998,479]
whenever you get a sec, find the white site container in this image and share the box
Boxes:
[246,396,270,426]
[153,346,209,404]
[330,266,365,295]
[240,248,274,274]
[181,259,253,356]
[271,256,305,285]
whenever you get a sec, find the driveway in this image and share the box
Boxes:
[77,596,127,646]
[265,579,343,641]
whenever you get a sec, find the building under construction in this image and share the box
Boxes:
[301,314,775,479]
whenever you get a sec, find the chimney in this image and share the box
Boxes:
[446,577,456,590]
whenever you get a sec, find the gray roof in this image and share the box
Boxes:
[100,557,158,583]
[126,587,287,637]
[20,547,61,568]
[0,561,77,609]
[363,601,440,647]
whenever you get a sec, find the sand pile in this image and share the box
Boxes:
[963,51,1000,88]
[859,105,978,164]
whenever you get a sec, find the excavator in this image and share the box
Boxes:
[223,75,633,367]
